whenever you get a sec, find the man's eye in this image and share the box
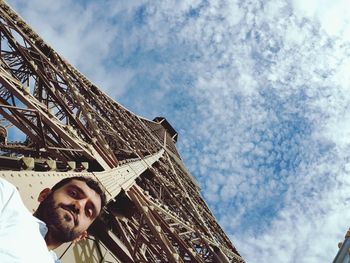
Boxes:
[70,190,77,197]
[87,208,93,217]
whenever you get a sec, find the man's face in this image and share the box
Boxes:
[36,179,102,243]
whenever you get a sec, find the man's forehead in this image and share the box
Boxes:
[65,179,90,189]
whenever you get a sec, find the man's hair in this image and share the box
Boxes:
[51,176,107,212]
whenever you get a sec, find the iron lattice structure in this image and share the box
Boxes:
[0,1,244,262]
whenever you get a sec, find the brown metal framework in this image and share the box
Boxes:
[0,1,244,262]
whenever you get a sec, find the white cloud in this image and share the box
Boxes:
[8,0,135,97]
[292,0,350,36]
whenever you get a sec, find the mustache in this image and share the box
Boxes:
[60,204,79,226]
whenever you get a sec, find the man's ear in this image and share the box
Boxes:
[38,188,51,202]
[72,231,88,244]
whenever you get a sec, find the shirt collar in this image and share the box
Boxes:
[32,216,61,263]
[34,217,48,238]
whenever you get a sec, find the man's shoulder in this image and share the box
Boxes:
[0,178,26,214]
[0,177,18,199]
[0,180,53,262]
[0,177,17,191]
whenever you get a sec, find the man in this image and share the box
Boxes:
[0,176,106,263]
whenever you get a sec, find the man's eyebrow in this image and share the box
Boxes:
[68,184,87,197]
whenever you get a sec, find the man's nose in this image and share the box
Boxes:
[73,199,86,214]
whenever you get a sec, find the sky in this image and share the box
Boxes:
[7,0,350,262]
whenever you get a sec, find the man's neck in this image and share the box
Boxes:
[45,233,62,250]
[33,212,62,251]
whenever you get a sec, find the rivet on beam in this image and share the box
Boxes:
[21,157,34,170]
[67,161,76,171]
[45,160,56,171]
[47,108,53,116]
[155,225,161,233]
[23,86,30,94]
[173,253,180,261]
[81,162,89,171]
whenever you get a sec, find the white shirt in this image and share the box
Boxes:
[0,178,59,263]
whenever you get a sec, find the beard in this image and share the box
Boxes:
[34,193,82,243]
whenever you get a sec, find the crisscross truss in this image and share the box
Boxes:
[0,1,162,170]
[100,153,244,262]
[0,1,244,262]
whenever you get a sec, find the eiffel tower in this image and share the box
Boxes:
[0,1,244,262]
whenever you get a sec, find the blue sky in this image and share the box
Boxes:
[8,0,350,262]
